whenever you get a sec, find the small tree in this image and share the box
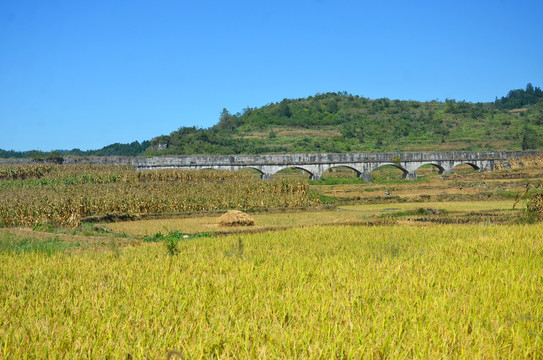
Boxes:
[217,108,236,131]
[46,151,64,164]
[522,127,540,150]
[277,99,291,118]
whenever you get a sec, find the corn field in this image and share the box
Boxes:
[0,165,319,227]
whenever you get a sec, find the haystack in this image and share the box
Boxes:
[217,210,255,227]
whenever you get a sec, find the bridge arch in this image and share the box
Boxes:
[238,166,264,174]
[368,163,411,181]
[271,166,316,179]
[237,166,267,180]
[452,162,480,172]
[323,165,362,177]
[414,162,446,174]
[370,163,409,175]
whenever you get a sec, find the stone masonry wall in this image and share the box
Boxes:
[1,151,541,168]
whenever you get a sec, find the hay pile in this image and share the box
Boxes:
[217,210,255,227]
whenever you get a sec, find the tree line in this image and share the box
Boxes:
[0,141,150,159]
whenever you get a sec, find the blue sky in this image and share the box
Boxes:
[1,0,542,151]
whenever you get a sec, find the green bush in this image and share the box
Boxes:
[164,236,180,256]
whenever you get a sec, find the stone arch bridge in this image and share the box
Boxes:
[134,151,540,182]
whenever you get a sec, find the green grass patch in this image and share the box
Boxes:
[310,177,366,185]
[309,190,336,204]
[0,233,69,255]
[143,230,215,243]
[380,207,449,218]
[497,190,523,198]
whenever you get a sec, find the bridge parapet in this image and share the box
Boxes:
[133,150,540,168]
[1,151,541,182]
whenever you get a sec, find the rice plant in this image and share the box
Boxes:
[1,223,541,358]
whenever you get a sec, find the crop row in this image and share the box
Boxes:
[0,164,254,183]
[0,166,318,227]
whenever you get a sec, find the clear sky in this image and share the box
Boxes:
[1,0,542,151]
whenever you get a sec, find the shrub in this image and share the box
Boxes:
[164,236,180,256]
[514,184,543,222]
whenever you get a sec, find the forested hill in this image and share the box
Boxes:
[2,83,542,158]
[147,83,543,155]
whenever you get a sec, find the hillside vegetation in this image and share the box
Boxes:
[147,83,543,155]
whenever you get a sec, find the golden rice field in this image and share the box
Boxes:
[0,165,318,228]
[1,224,542,359]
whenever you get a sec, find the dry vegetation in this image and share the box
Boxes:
[107,200,516,236]
[308,155,543,205]
[495,154,543,170]
[0,165,317,228]
[217,210,255,227]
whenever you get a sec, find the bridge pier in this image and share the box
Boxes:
[359,172,371,182]
[404,171,417,181]
[261,173,274,181]
[310,174,322,181]
[478,160,494,172]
